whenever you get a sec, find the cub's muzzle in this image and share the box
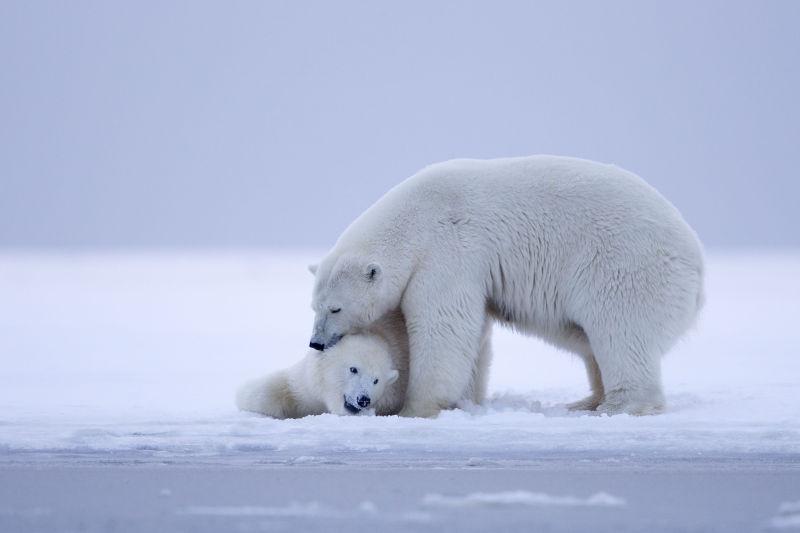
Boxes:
[343,396,361,414]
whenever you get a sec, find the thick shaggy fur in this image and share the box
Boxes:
[309,155,705,417]
[236,325,408,418]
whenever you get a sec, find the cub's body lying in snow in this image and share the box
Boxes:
[237,308,489,418]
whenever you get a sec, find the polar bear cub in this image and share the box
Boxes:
[236,333,403,418]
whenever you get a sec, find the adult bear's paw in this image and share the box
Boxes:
[595,389,665,416]
[566,394,603,412]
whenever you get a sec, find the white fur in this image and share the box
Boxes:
[236,332,405,418]
[309,155,705,417]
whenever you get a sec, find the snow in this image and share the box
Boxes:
[178,500,383,519]
[178,503,324,517]
[0,249,799,465]
[769,501,800,530]
[422,490,626,508]
[173,491,626,522]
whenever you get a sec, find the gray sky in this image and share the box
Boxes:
[1,1,798,249]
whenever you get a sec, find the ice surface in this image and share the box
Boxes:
[0,250,798,465]
[2,462,797,533]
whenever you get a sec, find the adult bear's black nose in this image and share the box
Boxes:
[309,341,325,351]
[357,395,371,408]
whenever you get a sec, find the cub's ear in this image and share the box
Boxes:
[365,262,382,282]
[308,264,318,275]
[386,369,399,385]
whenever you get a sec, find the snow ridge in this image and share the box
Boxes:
[423,490,626,508]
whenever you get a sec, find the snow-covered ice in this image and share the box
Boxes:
[422,490,626,508]
[768,500,800,530]
[0,249,798,465]
[1,249,799,532]
[178,502,325,517]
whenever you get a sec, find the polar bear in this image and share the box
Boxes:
[307,155,705,417]
[236,332,405,418]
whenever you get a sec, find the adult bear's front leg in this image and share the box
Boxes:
[398,276,487,418]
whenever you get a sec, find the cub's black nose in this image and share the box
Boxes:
[309,342,325,351]
[357,395,371,408]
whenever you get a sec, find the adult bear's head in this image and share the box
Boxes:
[308,254,388,351]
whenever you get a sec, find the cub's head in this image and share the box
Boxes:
[308,254,387,351]
[318,334,399,416]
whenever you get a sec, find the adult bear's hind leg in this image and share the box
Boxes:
[579,258,701,416]
[567,353,605,411]
[588,330,666,416]
[544,322,604,411]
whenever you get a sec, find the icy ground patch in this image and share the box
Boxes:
[1,250,799,532]
[0,250,798,465]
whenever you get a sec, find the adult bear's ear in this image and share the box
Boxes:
[386,369,399,385]
[365,262,381,282]
[308,264,318,275]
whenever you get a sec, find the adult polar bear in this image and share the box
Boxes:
[308,156,704,417]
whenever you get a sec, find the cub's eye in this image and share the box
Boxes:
[330,308,341,314]
[373,379,379,385]
[350,367,358,374]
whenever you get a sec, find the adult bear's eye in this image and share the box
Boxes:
[350,367,358,374]
[331,308,341,314]
[373,379,379,385]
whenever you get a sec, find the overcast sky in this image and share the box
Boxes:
[1,1,798,249]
